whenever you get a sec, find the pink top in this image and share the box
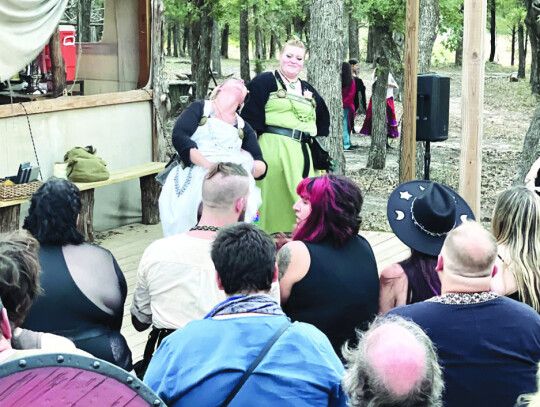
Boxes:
[342,80,356,110]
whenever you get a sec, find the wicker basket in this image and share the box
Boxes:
[0,180,43,202]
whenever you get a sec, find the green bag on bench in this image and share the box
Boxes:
[64,146,110,182]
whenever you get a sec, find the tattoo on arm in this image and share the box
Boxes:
[277,246,292,279]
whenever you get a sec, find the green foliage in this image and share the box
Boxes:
[439,0,463,52]
[350,0,406,32]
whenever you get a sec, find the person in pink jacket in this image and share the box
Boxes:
[342,62,358,151]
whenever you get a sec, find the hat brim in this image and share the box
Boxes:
[387,181,475,257]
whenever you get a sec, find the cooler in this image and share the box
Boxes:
[44,25,77,81]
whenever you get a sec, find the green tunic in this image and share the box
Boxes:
[257,86,320,234]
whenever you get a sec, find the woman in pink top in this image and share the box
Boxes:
[342,62,357,151]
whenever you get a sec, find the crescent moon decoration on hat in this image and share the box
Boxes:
[387,181,475,256]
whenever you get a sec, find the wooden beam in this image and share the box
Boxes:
[459,0,487,216]
[137,0,151,88]
[0,89,152,119]
[401,0,420,182]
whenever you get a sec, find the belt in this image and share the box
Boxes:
[265,125,311,178]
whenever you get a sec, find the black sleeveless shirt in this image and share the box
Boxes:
[283,235,379,357]
[23,245,132,370]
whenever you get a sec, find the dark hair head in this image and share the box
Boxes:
[211,223,276,295]
[0,230,42,326]
[349,59,359,66]
[23,178,84,246]
[342,62,353,88]
[293,175,363,247]
[400,250,440,303]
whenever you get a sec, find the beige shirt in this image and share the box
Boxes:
[132,233,280,329]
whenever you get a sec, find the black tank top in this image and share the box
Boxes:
[283,235,379,357]
[23,245,132,370]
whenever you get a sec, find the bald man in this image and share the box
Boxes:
[388,221,540,407]
[343,315,443,407]
[131,163,277,376]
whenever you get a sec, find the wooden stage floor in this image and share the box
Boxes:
[99,223,410,363]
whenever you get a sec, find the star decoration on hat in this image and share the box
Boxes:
[400,191,413,201]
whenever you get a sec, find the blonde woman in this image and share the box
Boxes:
[490,186,540,311]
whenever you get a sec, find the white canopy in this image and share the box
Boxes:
[0,0,69,81]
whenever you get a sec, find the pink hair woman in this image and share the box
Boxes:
[277,174,379,358]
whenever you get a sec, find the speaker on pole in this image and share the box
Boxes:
[416,74,450,142]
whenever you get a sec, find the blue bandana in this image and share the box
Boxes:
[205,294,284,318]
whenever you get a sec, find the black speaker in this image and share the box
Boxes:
[416,74,450,142]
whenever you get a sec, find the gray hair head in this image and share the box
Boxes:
[342,315,444,407]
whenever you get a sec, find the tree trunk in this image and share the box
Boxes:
[519,23,526,78]
[240,4,251,84]
[190,0,213,99]
[167,21,172,56]
[308,0,345,174]
[221,24,229,58]
[489,0,496,62]
[348,6,359,60]
[366,26,375,63]
[263,34,267,59]
[418,0,438,74]
[525,1,540,94]
[49,27,66,97]
[270,34,277,59]
[415,0,439,179]
[148,0,168,163]
[513,104,540,184]
[79,0,92,42]
[211,21,222,77]
[367,47,389,169]
[455,29,463,66]
[183,25,190,56]
[172,23,179,57]
[511,25,516,66]
[253,6,264,60]
[342,1,349,60]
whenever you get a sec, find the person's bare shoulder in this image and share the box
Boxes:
[380,263,405,281]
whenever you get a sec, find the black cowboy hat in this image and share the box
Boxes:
[387,181,475,256]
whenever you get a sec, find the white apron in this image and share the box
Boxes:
[159,101,262,237]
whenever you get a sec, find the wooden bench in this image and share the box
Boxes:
[0,162,166,242]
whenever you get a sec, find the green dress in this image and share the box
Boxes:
[256,82,320,234]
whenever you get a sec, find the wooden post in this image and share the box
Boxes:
[459,0,486,217]
[401,0,419,182]
[0,206,20,233]
[78,190,95,242]
[149,0,168,162]
[140,175,161,224]
[49,26,66,97]
[137,0,151,88]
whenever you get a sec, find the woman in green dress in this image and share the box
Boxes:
[241,39,330,234]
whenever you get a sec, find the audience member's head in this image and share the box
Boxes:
[491,186,540,311]
[23,178,83,245]
[201,162,249,222]
[436,221,498,292]
[211,223,276,296]
[293,174,363,247]
[342,315,443,407]
[0,230,42,327]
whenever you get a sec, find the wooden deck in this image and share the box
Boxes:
[99,223,410,363]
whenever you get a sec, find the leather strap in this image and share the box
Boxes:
[220,321,292,407]
[265,126,311,178]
